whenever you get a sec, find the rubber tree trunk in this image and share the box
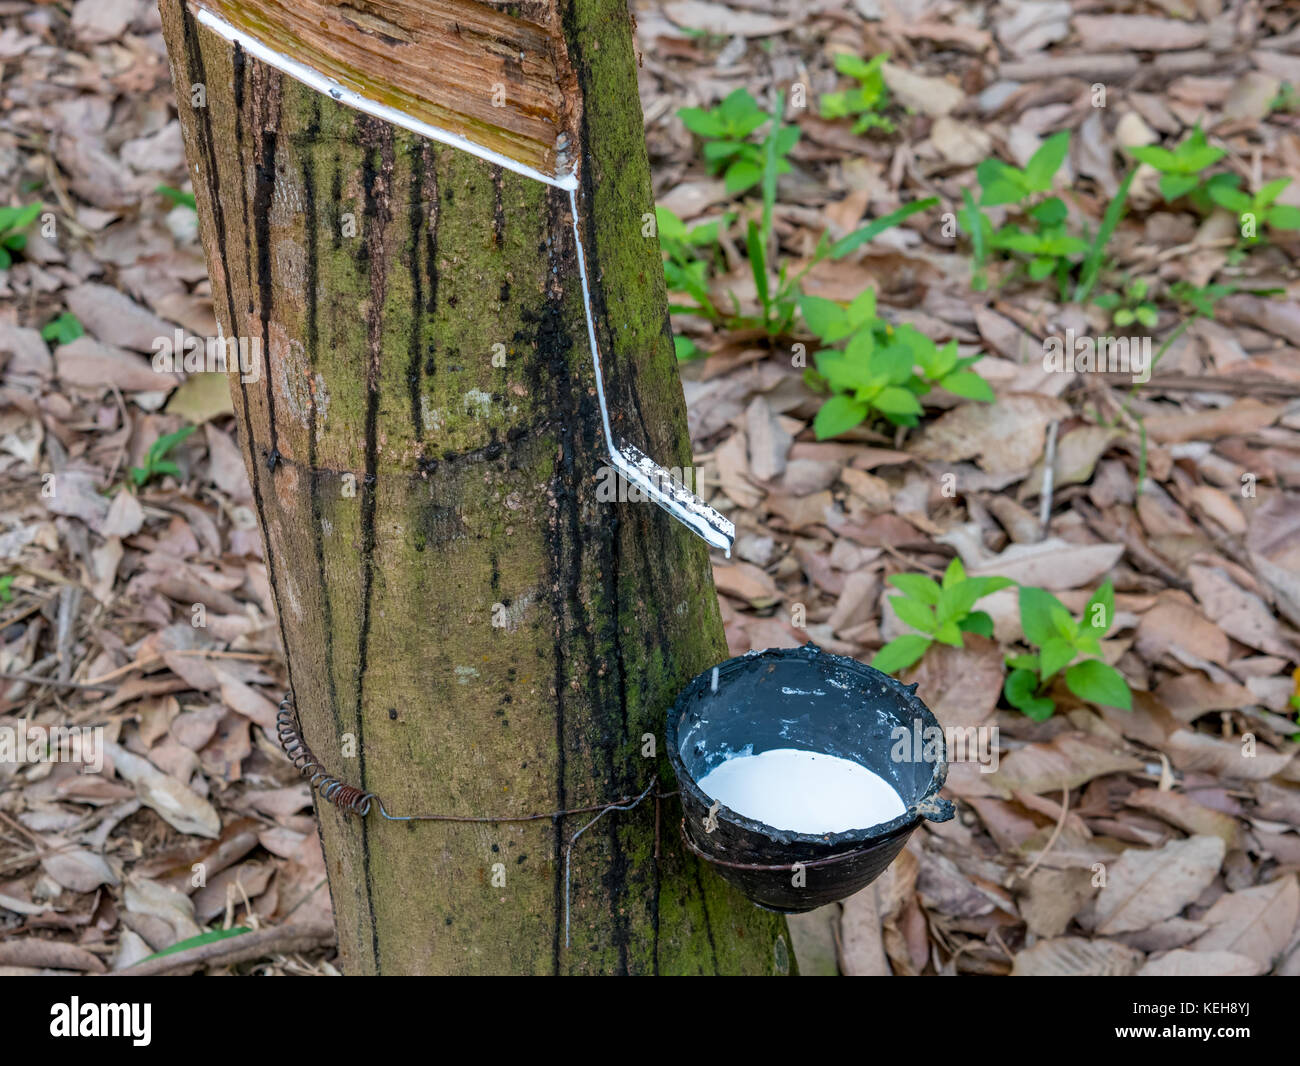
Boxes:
[158,0,791,974]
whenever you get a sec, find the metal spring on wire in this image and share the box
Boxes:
[276,696,376,816]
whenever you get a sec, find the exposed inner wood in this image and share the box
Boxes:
[193,0,578,175]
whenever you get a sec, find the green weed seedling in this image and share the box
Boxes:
[1207,176,1300,245]
[0,574,13,604]
[673,336,704,362]
[1073,167,1136,305]
[743,196,937,340]
[974,130,1071,208]
[744,89,804,336]
[130,426,196,489]
[958,132,1074,291]
[1094,277,1158,329]
[1004,581,1132,721]
[678,88,798,196]
[1168,279,1235,318]
[986,195,1091,294]
[656,205,732,321]
[960,131,1138,304]
[157,184,197,211]
[800,286,992,439]
[1125,126,1225,203]
[669,84,934,340]
[872,559,1015,674]
[670,87,937,342]
[0,204,42,270]
[820,53,895,135]
[1272,82,1300,114]
[41,312,84,345]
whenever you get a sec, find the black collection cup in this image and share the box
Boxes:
[668,643,954,912]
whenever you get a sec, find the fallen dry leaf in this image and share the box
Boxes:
[881,63,965,117]
[41,843,118,893]
[1145,399,1285,444]
[1125,789,1239,848]
[1191,876,1300,969]
[1020,425,1120,500]
[106,741,221,838]
[1137,949,1263,977]
[712,560,779,609]
[839,882,890,976]
[903,635,1004,730]
[55,337,174,392]
[1018,866,1096,938]
[1153,674,1254,720]
[1165,730,1293,781]
[66,282,176,353]
[0,938,107,973]
[1011,936,1144,976]
[965,537,1124,592]
[990,734,1143,797]
[913,395,1070,475]
[1073,14,1208,51]
[661,0,794,37]
[1135,595,1229,665]
[1093,835,1225,935]
[1189,564,1295,658]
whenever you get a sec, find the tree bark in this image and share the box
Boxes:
[158,0,791,974]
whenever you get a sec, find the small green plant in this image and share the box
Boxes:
[801,286,992,438]
[741,195,936,339]
[1126,126,1225,203]
[1168,279,1235,318]
[1094,277,1158,329]
[678,89,798,196]
[1004,581,1132,721]
[742,89,800,335]
[138,926,251,963]
[0,574,13,603]
[1290,669,1300,742]
[985,195,1091,293]
[1272,82,1300,114]
[872,559,1015,674]
[820,53,895,134]
[41,311,84,345]
[656,206,731,320]
[1206,176,1300,243]
[157,184,197,211]
[1074,167,1136,304]
[959,132,1075,291]
[973,131,1071,208]
[657,193,934,342]
[671,89,936,341]
[671,85,934,340]
[961,136,1138,303]
[0,204,42,270]
[130,426,196,488]
[673,335,704,362]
